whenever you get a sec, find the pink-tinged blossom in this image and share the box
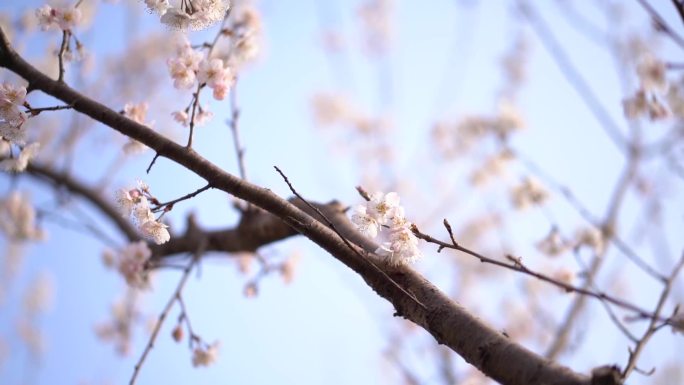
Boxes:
[212,82,229,100]
[172,110,189,126]
[195,108,213,126]
[35,5,81,31]
[0,83,28,144]
[0,142,40,172]
[197,58,233,100]
[167,47,203,89]
[192,341,220,367]
[114,241,152,289]
[115,188,138,218]
[114,181,172,245]
[197,58,230,88]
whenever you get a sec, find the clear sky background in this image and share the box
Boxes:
[1,1,683,384]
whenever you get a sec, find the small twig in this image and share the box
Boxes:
[274,166,427,311]
[57,30,69,82]
[24,103,73,116]
[176,293,198,348]
[129,252,201,385]
[186,87,202,148]
[414,221,657,319]
[146,153,161,174]
[621,250,684,380]
[228,77,247,181]
[151,183,212,213]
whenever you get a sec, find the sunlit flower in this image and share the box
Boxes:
[350,205,379,238]
[376,225,422,265]
[35,5,81,31]
[140,220,170,245]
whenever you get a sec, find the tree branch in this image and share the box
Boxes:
[0,26,597,385]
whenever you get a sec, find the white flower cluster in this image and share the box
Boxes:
[144,0,230,31]
[167,34,234,104]
[35,4,82,31]
[103,241,152,289]
[351,192,422,265]
[192,341,220,367]
[536,226,605,257]
[1,83,40,173]
[115,181,170,245]
[0,191,45,242]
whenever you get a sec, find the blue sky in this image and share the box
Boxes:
[1,1,684,384]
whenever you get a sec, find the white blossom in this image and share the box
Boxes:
[144,0,170,15]
[350,191,422,265]
[366,191,400,225]
[115,241,152,289]
[192,341,220,367]
[0,191,45,241]
[139,220,170,245]
[377,225,422,265]
[350,205,379,238]
[0,83,28,144]
[35,5,81,31]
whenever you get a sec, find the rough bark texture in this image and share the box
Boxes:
[0,28,600,385]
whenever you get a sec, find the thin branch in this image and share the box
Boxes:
[57,30,69,82]
[186,86,202,148]
[518,1,627,152]
[129,254,199,385]
[635,0,684,49]
[274,166,427,311]
[621,250,684,380]
[25,162,139,241]
[413,221,657,319]
[151,183,213,213]
[228,77,247,181]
